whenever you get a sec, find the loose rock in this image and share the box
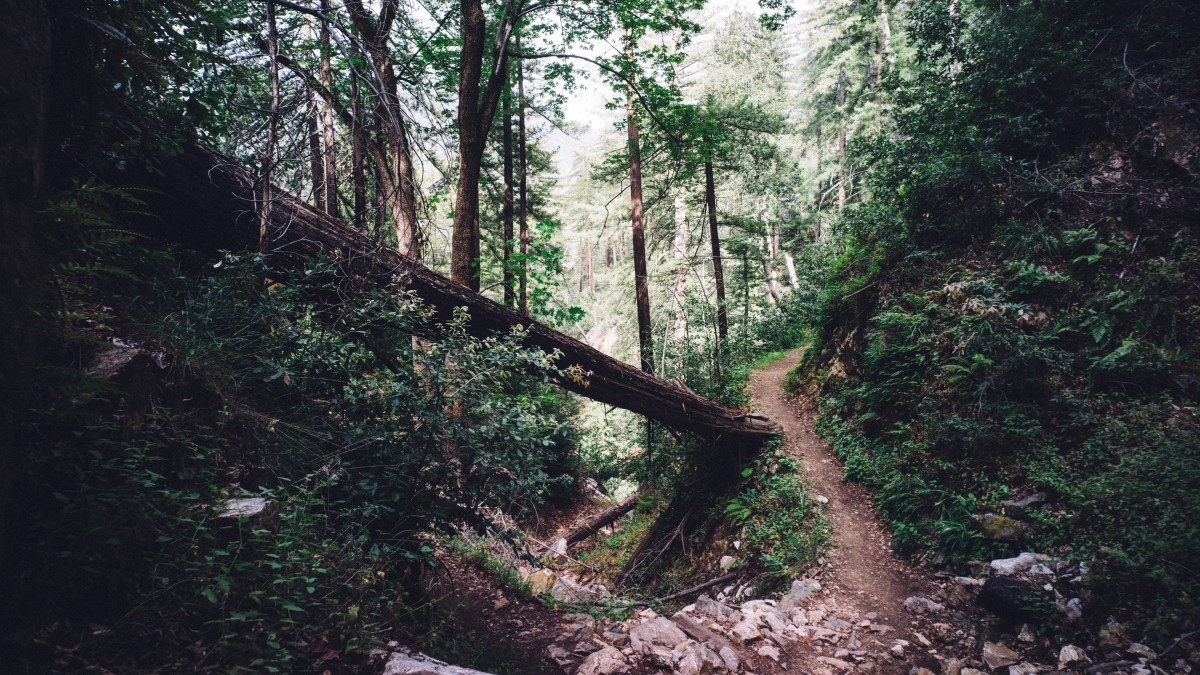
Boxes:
[982,641,1020,671]
[629,617,687,655]
[1002,492,1047,518]
[903,596,945,614]
[989,552,1047,576]
[1059,645,1088,669]
[575,647,630,675]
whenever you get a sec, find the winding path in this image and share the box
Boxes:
[748,350,930,633]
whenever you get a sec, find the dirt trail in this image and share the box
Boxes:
[748,350,933,633]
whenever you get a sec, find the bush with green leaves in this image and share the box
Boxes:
[724,453,830,580]
[792,0,1200,641]
[11,249,581,671]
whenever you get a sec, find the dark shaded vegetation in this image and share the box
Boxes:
[4,237,579,671]
[792,0,1200,642]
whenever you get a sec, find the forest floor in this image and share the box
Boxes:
[392,349,1035,675]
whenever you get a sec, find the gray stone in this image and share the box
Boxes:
[1062,597,1083,621]
[728,618,762,644]
[990,552,1048,576]
[1008,664,1042,675]
[817,656,854,670]
[216,497,280,530]
[641,644,675,668]
[382,650,494,675]
[1126,643,1156,660]
[719,555,737,571]
[903,596,946,614]
[675,639,723,675]
[551,576,595,603]
[825,617,853,632]
[1002,492,1048,518]
[600,626,630,648]
[629,617,687,654]
[756,644,781,661]
[1058,645,1087,669]
[943,657,968,675]
[575,647,630,675]
[979,577,1048,623]
[719,645,740,672]
[695,594,734,618]
[763,612,789,635]
[982,642,1020,670]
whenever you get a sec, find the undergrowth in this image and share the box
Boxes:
[7,246,581,672]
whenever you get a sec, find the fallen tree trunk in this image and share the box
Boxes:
[558,494,639,549]
[132,146,779,441]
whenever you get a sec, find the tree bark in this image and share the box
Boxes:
[501,84,515,308]
[451,0,516,290]
[627,93,654,375]
[307,92,325,211]
[318,0,339,219]
[344,0,419,256]
[784,250,800,289]
[351,77,367,230]
[260,0,280,253]
[671,192,688,371]
[451,0,487,290]
[705,160,728,348]
[837,65,847,212]
[517,36,530,316]
[131,146,781,442]
[558,494,638,548]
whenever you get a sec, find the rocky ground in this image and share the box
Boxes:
[378,350,1200,675]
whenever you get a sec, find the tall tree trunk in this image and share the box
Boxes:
[837,65,847,212]
[450,0,485,289]
[704,159,728,349]
[627,93,653,375]
[742,251,750,321]
[671,192,688,376]
[501,85,515,308]
[260,0,280,253]
[351,77,367,230]
[880,0,893,66]
[784,250,800,289]
[307,92,325,211]
[587,240,595,293]
[344,0,419,256]
[451,0,514,290]
[761,235,779,305]
[319,0,339,218]
[759,200,780,303]
[517,36,530,316]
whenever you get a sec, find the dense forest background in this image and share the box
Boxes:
[1,0,1197,672]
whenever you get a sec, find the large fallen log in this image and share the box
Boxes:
[558,494,639,549]
[132,146,780,441]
